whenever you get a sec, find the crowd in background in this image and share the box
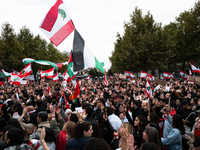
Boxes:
[0,78,200,150]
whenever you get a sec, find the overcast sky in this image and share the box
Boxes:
[0,0,198,70]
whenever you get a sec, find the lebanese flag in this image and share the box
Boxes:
[86,75,91,80]
[129,72,134,79]
[141,71,153,79]
[190,62,200,73]
[10,73,27,86]
[125,71,130,78]
[19,63,32,77]
[104,69,108,86]
[189,69,193,77]
[1,69,11,77]
[0,81,4,86]
[47,86,51,96]
[145,80,152,98]
[72,30,105,74]
[180,70,188,80]
[63,69,75,83]
[163,71,174,79]
[39,0,75,46]
[52,72,59,82]
[40,68,54,78]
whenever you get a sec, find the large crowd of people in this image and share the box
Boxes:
[0,77,200,150]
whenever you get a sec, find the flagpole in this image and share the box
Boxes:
[94,68,104,89]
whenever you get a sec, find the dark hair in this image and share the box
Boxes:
[104,106,114,116]
[0,118,6,132]
[7,127,23,145]
[98,98,105,106]
[172,114,185,135]
[150,112,159,124]
[133,100,140,108]
[136,115,147,133]
[145,126,161,150]
[7,118,25,137]
[35,99,43,107]
[85,107,94,118]
[141,142,159,150]
[74,122,91,139]
[70,113,79,123]
[194,135,200,147]
[44,127,56,143]
[84,138,112,150]
[38,111,48,122]
[29,113,38,126]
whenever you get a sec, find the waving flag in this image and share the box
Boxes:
[180,70,188,80]
[125,71,131,78]
[145,80,152,98]
[72,30,105,74]
[74,80,80,101]
[1,69,11,77]
[52,72,59,82]
[190,62,200,73]
[189,69,193,77]
[141,71,153,79]
[39,0,75,46]
[19,63,32,77]
[86,75,91,80]
[10,73,27,86]
[40,68,54,78]
[163,71,174,79]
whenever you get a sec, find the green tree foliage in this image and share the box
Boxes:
[110,2,200,73]
[0,23,68,74]
[109,8,163,73]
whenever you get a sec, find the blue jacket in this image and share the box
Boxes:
[65,137,92,150]
[161,115,183,150]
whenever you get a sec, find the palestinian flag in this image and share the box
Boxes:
[163,71,174,79]
[73,80,80,102]
[39,0,75,46]
[40,68,54,78]
[52,72,59,82]
[19,63,32,77]
[145,80,152,98]
[72,30,104,74]
[190,62,200,73]
[180,70,188,80]
[10,73,27,86]
[1,69,11,77]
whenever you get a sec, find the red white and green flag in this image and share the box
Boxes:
[163,71,174,79]
[145,80,152,98]
[190,62,200,73]
[10,73,27,86]
[86,75,91,80]
[39,0,75,46]
[141,71,153,79]
[125,71,131,78]
[40,68,54,78]
[73,80,80,102]
[52,72,59,82]
[180,70,188,80]
[1,69,11,77]
[19,63,32,77]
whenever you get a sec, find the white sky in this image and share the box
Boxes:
[0,0,198,71]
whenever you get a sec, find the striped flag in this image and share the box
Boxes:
[52,72,59,82]
[72,30,104,74]
[189,69,193,77]
[190,62,200,73]
[40,68,54,78]
[180,70,188,80]
[39,0,75,46]
[104,69,108,86]
[163,71,174,79]
[141,71,153,79]
[1,69,11,77]
[19,63,32,77]
[145,80,152,98]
